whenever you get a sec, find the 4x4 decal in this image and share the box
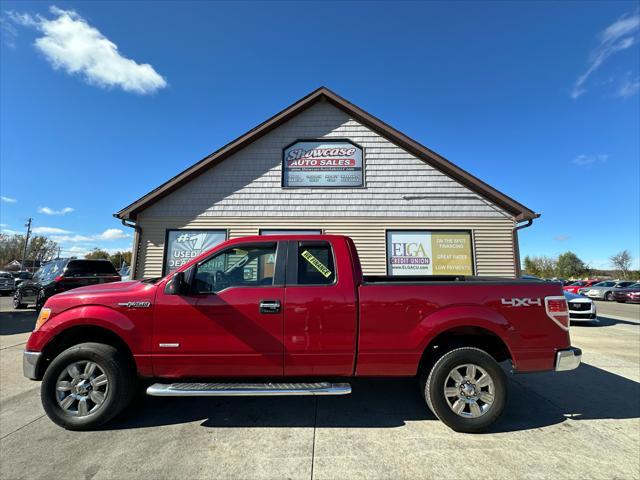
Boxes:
[500,298,542,307]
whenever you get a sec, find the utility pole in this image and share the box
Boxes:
[57,247,61,259]
[21,218,32,271]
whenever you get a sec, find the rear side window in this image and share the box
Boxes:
[297,243,335,285]
[0,272,12,279]
[65,260,117,277]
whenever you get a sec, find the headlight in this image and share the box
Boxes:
[34,308,52,331]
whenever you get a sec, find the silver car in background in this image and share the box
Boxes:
[581,281,637,301]
[564,291,597,323]
[0,271,16,295]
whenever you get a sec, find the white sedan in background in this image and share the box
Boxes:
[565,291,597,324]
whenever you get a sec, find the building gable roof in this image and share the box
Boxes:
[115,87,538,221]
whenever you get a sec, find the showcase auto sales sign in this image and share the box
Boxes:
[283,140,363,187]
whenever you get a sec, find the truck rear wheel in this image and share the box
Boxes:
[422,347,507,433]
[41,342,137,431]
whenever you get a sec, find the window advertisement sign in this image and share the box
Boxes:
[387,231,474,276]
[164,230,227,274]
[282,140,363,187]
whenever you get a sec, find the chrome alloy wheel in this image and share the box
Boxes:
[443,363,495,418]
[55,361,109,417]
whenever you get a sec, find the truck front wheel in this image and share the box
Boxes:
[41,342,137,431]
[423,347,507,433]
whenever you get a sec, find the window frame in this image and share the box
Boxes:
[191,241,286,294]
[286,240,338,287]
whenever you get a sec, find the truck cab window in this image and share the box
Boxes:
[194,244,277,293]
[297,243,335,285]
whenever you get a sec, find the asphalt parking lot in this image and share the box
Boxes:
[1,296,638,480]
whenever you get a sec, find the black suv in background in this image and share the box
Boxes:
[13,259,121,310]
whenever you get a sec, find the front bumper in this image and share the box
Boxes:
[555,347,582,372]
[23,351,42,380]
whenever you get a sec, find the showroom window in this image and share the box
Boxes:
[386,230,474,276]
[163,229,227,275]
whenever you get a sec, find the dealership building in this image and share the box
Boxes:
[115,87,538,279]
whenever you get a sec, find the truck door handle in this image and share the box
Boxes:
[259,300,281,314]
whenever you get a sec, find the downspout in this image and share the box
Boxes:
[120,218,142,280]
[513,217,537,277]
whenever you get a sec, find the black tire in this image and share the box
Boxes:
[13,291,27,309]
[41,342,137,431]
[35,290,46,312]
[422,347,507,433]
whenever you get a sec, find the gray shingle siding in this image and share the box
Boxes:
[143,102,511,219]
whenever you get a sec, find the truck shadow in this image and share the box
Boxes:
[577,316,640,327]
[108,363,639,433]
[0,309,37,335]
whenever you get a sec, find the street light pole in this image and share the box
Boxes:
[21,218,32,271]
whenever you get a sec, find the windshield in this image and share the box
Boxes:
[594,281,614,287]
[0,272,12,279]
[569,281,585,286]
[64,260,117,277]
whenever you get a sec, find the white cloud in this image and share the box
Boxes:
[32,226,72,234]
[554,235,571,241]
[0,16,18,48]
[571,10,640,99]
[572,153,608,167]
[616,74,640,97]
[8,6,167,94]
[38,206,75,215]
[1,227,20,235]
[50,229,129,242]
[95,228,130,240]
[1,196,17,203]
[51,234,93,243]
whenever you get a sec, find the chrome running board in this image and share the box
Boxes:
[146,381,351,397]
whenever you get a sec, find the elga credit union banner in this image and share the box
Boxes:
[387,231,474,276]
[283,140,363,187]
[164,230,226,274]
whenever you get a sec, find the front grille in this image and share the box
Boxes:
[570,312,596,319]
[569,302,591,311]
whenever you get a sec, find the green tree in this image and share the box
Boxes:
[556,251,586,278]
[84,248,111,260]
[109,251,132,268]
[610,250,633,279]
[522,255,557,278]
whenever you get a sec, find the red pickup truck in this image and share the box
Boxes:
[23,235,581,433]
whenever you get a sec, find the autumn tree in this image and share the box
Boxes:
[0,234,58,267]
[610,250,633,279]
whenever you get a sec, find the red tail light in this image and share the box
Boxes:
[54,275,63,282]
[545,296,569,330]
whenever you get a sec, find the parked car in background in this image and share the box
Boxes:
[581,281,637,301]
[13,259,120,310]
[564,279,601,294]
[564,291,597,324]
[612,283,640,303]
[118,265,131,281]
[12,271,33,287]
[0,271,16,295]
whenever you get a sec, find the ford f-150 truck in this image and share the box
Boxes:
[23,235,581,433]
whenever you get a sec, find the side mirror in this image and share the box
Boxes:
[164,271,189,295]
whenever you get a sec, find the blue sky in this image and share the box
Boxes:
[1,1,638,269]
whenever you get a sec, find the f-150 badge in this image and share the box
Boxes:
[501,298,542,307]
[117,301,152,308]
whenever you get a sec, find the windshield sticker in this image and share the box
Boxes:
[301,250,332,278]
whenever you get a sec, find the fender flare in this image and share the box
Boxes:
[417,304,516,359]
